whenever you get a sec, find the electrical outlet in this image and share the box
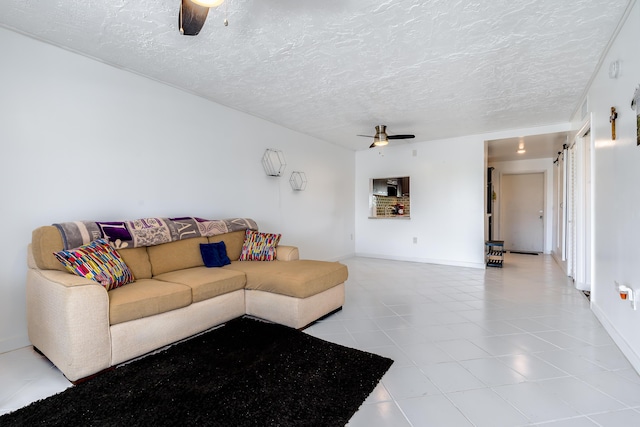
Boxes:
[413,237,417,244]
[350,234,354,241]
[412,149,418,157]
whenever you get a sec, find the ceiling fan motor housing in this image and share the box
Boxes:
[373,125,389,146]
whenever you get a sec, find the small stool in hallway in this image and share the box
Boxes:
[485,240,504,268]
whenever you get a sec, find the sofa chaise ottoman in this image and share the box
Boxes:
[26,217,348,382]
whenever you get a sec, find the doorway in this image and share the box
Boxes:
[501,173,544,253]
[567,122,592,290]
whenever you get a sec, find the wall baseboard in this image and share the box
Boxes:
[329,252,356,262]
[591,302,640,374]
[550,251,568,275]
[0,334,31,355]
[355,253,485,269]
[575,281,591,291]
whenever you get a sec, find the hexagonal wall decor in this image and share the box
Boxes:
[262,149,286,177]
[289,171,307,191]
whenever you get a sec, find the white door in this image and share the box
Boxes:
[501,173,544,253]
[567,144,577,278]
[572,125,592,290]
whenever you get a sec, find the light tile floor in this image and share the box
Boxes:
[2,253,640,426]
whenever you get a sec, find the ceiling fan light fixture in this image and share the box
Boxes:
[373,135,389,147]
[190,0,224,7]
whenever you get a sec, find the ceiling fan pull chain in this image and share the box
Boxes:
[224,0,229,26]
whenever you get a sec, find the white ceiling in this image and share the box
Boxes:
[0,0,631,151]
[487,132,568,163]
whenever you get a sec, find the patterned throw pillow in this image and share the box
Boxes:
[239,230,281,261]
[200,242,231,267]
[53,238,135,291]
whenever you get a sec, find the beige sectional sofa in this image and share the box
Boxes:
[27,225,348,382]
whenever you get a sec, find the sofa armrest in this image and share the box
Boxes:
[26,268,112,381]
[276,245,299,261]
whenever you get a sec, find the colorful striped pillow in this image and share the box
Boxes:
[239,230,281,261]
[53,238,135,291]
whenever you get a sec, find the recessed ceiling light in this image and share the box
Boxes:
[517,149,526,154]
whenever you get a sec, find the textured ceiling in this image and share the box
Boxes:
[487,132,569,163]
[0,0,631,151]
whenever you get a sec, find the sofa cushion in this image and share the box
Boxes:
[208,230,245,261]
[108,279,192,325]
[239,230,281,261]
[31,226,67,271]
[224,260,348,298]
[53,238,135,291]
[117,247,152,280]
[154,267,246,303]
[147,237,208,276]
[200,242,231,267]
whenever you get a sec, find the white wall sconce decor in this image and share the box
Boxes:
[262,149,286,177]
[289,171,307,191]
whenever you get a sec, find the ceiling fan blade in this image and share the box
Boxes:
[179,0,209,36]
[387,134,415,140]
[360,126,414,148]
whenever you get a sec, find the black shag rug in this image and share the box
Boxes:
[1,316,393,426]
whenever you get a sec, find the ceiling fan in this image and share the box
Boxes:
[358,125,415,148]
[179,0,225,36]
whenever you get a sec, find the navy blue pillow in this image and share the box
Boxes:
[200,242,231,267]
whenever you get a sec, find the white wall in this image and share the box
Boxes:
[489,158,555,254]
[355,136,486,268]
[580,1,640,371]
[0,27,355,353]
